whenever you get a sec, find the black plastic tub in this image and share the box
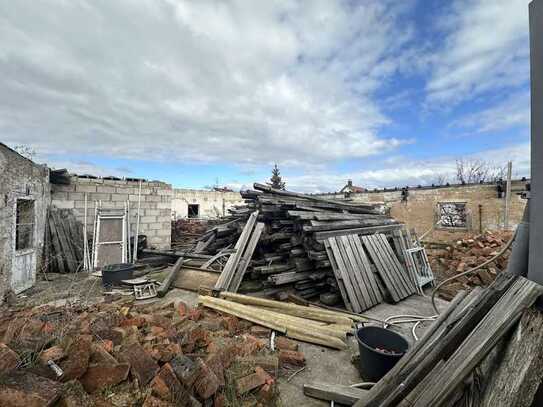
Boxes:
[356,326,409,382]
[101,263,135,287]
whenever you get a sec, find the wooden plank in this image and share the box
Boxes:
[173,268,219,292]
[304,382,368,405]
[214,211,258,291]
[358,272,518,407]
[376,234,416,297]
[324,240,353,312]
[340,235,372,310]
[349,234,383,305]
[361,235,402,302]
[410,278,543,407]
[47,210,66,273]
[229,222,264,292]
[315,224,403,241]
[337,236,369,310]
[328,237,362,313]
[157,257,185,297]
[479,307,543,407]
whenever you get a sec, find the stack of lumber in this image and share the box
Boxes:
[45,207,85,273]
[348,272,543,407]
[427,230,513,300]
[200,292,370,349]
[190,183,422,309]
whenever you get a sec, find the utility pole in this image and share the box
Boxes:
[528,0,543,284]
[504,161,512,230]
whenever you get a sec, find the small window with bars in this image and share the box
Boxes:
[438,202,467,228]
[15,199,35,250]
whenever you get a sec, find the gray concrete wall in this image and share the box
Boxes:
[0,144,50,301]
[51,176,172,249]
[172,189,245,219]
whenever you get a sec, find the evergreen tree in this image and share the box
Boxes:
[269,163,285,190]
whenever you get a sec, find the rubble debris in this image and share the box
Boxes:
[427,230,513,300]
[0,295,303,405]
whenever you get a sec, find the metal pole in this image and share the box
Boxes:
[504,161,512,229]
[133,180,142,262]
[528,0,543,284]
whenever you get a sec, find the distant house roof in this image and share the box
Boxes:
[340,180,365,193]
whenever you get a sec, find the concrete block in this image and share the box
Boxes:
[51,184,76,192]
[76,184,97,193]
[145,195,161,202]
[145,209,160,216]
[88,193,110,201]
[140,216,156,223]
[157,202,171,209]
[155,228,171,237]
[68,192,85,201]
[116,187,136,194]
[52,200,75,209]
[111,194,129,202]
[52,191,68,200]
[96,186,116,194]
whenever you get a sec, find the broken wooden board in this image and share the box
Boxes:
[173,267,219,292]
[303,382,368,405]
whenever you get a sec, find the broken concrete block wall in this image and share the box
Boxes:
[318,181,527,240]
[172,188,244,219]
[0,143,50,301]
[51,176,172,250]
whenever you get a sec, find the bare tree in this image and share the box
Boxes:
[455,159,506,184]
[434,173,449,186]
[13,144,36,161]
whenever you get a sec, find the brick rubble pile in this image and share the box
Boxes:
[427,230,513,300]
[0,298,306,406]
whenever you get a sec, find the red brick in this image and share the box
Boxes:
[236,371,265,395]
[98,339,114,353]
[0,370,63,407]
[213,393,225,407]
[151,326,166,336]
[150,363,189,405]
[275,336,298,351]
[278,350,305,367]
[177,301,189,318]
[149,343,181,362]
[193,358,220,399]
[117,342,160,385]
[223,316,239,334]
[79,363,130,393]
[89,343,118,365]
[255,366,274,385]
[0,343,20,373]
[258,383,275,404]
[60,335,92,381]
[240,334,266,355]
[205,352,225,386]
[57,380,93,407]
[182,327,209,353]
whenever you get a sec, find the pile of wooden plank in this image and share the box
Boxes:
[348,272,543,407]
[45,207,84,273]
[191,183,425,309]
[200,292,370,349]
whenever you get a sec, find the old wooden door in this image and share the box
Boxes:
[11,198,36,293]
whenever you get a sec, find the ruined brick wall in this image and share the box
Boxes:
[51,176,172,250]
[318,181,527,242]
[0,144,50,300]
[172,189,245,219]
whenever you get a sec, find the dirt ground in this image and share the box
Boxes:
[4,271,448,407]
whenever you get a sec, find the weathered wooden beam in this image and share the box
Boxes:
[303,382,368,405]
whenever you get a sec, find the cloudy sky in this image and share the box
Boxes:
[0,0,532,192]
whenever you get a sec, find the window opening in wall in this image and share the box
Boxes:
[188,204,200,218]
[15,199,35,250]
[438,202,467,228]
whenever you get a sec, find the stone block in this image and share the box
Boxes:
[60,334,92,381]
[96,186,116,194]
[79,363,130,393]
[278,350,305,367]
[150,363,188,404]
[171,355,199,388]
[0,370,63,407]
[38,345,65,365]
[52,200,75,209]
[111,193,129,201]
[118,342,159,385]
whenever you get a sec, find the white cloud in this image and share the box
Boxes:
[427,0,530,104]
[451,91,530,133]
[282,143,530,193]
[0,0,412,167]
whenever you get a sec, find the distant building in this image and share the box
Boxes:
[340,180,365,194]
